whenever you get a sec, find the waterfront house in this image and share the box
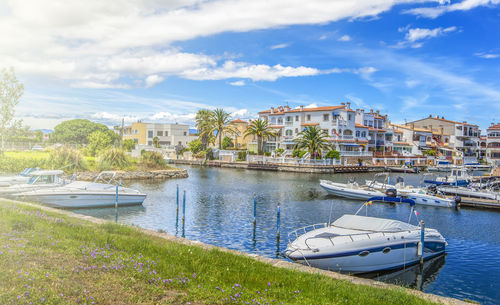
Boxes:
[486,123,500,166]
[123,122,197,149]
[407,115,480,165]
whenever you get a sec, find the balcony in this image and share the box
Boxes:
[285,121,293,126]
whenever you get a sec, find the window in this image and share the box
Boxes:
[295,116,299,121]
[361,131,366,137]
[286,130,293,136]
[356,130,360,137]
[184,132,187,136]
[348,114,352,121]
[364,120,367,126]
[165,131,169,136]
[147,130,153,138]
[134,129,138,134]
[306,114,311,121]
[178,141,182,145]
[148,141,152,145]
[323,114,329,121]
[157,131,163,136]
[286,116,292,122]
[295,128,298,134]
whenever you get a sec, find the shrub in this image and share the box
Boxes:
[86,130,113,157]
[97,148,131,170]
[140,151,167,169]
[264,152,271,157]
[237,151,247,161]
[205,148,214,160]
[193,151,206,159]
[122,139,136,152]
[221,136,233,150]
[188,139,203,154]
[292,149,307,158]
[0,152,48,173]
[47,146,87,172]
[325,150,340,160]
[274,148,284,156]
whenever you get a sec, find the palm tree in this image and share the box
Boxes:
[210,108,236,150]
[152,136,160,148]
[195,109,215,150]
[294,126,331,159]
[244,118,276,154]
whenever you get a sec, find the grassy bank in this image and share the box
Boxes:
[0,200,441,305]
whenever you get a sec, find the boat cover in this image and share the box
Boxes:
[332,214,417,232]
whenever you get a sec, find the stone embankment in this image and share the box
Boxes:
[75,169,188,181]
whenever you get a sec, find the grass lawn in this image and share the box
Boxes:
[0,199,441,305]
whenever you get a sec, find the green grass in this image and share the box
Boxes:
[0,200,438,305]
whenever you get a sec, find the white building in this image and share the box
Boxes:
[486,123,500,166]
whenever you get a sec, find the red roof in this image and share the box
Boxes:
[369,128,386,132]
[411,116,478,127]
[488,123,500,130]
[355,124,369,129]
[259,105,346,115]
[231,119,247,124]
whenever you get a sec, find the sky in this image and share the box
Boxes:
[1,0,500,131]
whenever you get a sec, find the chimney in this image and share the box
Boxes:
[429,114,432,118]
[285,106,290,111]
[370,109,374,114]
[376,110,380,115]
[341,102,345,106]
[346,102,351,109]
[299,105,304,111]
[270,107,275,114]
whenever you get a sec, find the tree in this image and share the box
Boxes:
[244,118,275,154]
[122,139,136,152]
[50,119,114,145]
[188,139,203,154]
[294,126,331,159]
[86,130,113,157]
[195,109,215,150]
[210,108,236,150]
[221,136,233,150]
[325,150,340,160]
[152,136,160,148]
[0,68,24,155]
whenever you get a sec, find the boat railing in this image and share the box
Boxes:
[287,223,327,243]
[93,171,118,185]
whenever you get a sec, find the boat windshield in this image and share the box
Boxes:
[28,175,55,185]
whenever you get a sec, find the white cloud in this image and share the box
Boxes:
[405,26,456,42]
[304,103,318,108]
[475,52,500,59]
[338,35,351,42]
[231,108,251,118]
[229,80,245,86]
[145,75,164,88]
[404,0,500,19]
[318,34,328,40]
[394,26,457,48]
[0,0,445,87]
[270,43,290,50]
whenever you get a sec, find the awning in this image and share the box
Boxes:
[343,144,360,147]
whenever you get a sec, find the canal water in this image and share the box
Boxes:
[77,166,500,304]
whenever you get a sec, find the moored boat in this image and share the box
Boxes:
[284,201,447,273]
[0,170,67,195]
[0,168,39,187]
[319,180,384,200]
[15,171,146,208]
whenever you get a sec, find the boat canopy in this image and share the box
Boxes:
[332,214,417,232]
[29,170,64,176]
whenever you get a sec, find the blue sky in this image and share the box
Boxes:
[1,0,500,130]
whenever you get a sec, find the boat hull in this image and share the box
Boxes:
[288,241,445,274]
[18,193,146,209]
[320,181,384,200]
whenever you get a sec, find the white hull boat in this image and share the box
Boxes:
[284,214,446,273]
[15,172,146,208]
[0,170,67,195]
[0,168,39,187]
[365,181,455,208]
[438,186,500,201]
[320,180,384,200]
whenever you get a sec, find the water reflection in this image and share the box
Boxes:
[75,166,500,305]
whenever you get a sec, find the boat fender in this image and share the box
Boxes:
[417,241,423,257]
[385,188,397,197]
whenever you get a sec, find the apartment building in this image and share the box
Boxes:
[257,103,389,157]
[408,115,480,164]
[486,123,500,166]
[227,119,252,149]
[123,122,196,148]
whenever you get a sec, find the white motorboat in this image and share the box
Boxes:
[320,179,384,200]
[15,171,146,208]
[438,185,500,202]
[424,167,472,187]
[284,204,447,273]
[0,168,39,187]
[0,170,67,195]
[365,178,456,208]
